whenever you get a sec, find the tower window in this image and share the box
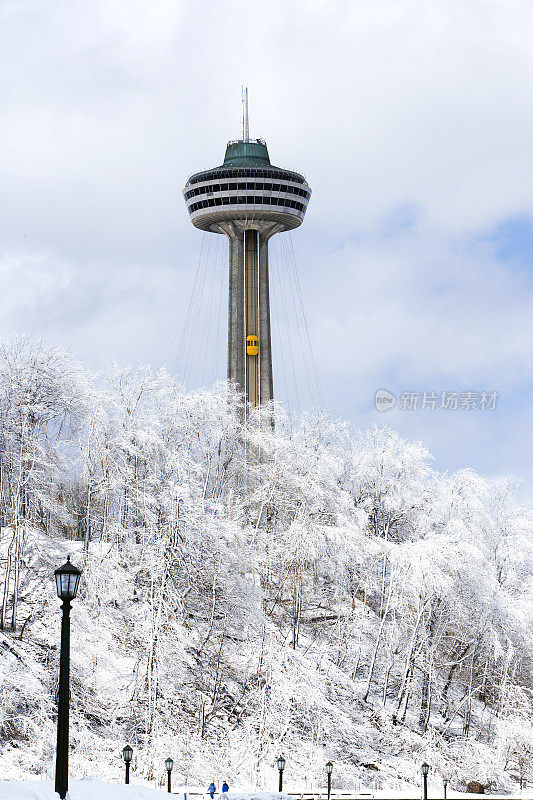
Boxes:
[189,196,306,214]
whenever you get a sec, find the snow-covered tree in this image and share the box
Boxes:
[0,337,530,792]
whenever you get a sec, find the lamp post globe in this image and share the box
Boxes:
[165,758,174,793]
[421,763,430,800]
[277,756,286,792]
[326,762,333,800]
[55,556,82,601]
[443,778,448,800]
[53,556,82,800]
[123,745,133,784]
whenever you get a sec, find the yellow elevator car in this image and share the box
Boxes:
[246,335,259,355]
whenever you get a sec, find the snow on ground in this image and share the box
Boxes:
[0,784,532,800]
[0,778,160,799]
[0,784,291,800]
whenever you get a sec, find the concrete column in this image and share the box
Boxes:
[216,222,244,395]
[230,232,245,394]
[212,220,282,410]
[245,229,259,407]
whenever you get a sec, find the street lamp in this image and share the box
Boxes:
[326,762,333,800]
[123,745,133,784]
[165,758,174,793]
[443,778,448,800]
[277,755,286,792]
[421,763,430,800]
[54,556,82,800]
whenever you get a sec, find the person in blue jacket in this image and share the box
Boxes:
[222,782,229,793]
[208,782,216,798]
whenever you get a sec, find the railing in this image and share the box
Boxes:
[180,793,376,800]
[177,791,533,800]
[179,793,375,799]
[226,138,267,146]
[286,793,375,799]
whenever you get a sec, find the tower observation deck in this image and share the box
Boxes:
[183,123,311,409]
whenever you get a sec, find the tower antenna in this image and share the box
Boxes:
[242,86,249,142]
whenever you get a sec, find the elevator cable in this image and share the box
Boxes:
[280,234,315,408]
[287,233,325,410]
[175,232,206,383]
[211,236,225,389]
[184,232,210,386]
[270,236,301,416]
[177,233,227,390]
[270,238,292,423]
[200,234,220,387]
[177,227,322,416]
[269,233,324,415]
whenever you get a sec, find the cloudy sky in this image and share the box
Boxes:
[1,0,533,501]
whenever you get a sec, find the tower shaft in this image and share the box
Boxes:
[222,223,275,407]
[245,229,259,406]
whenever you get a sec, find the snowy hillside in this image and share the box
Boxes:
[0,337,531,792]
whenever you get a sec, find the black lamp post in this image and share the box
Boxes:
[326,761,333,800]
[277,755,286,792]
[165,758,174,793]
[123,745,133,784]
[54,556,82,800]
[421,763,430,800]
[443,778,448,800]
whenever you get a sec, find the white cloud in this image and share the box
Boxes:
[0,0,532,499]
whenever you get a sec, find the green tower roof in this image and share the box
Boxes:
[222,139,271,168]
[186,137,306,185]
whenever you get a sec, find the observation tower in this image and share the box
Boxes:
[183,91,311,408]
